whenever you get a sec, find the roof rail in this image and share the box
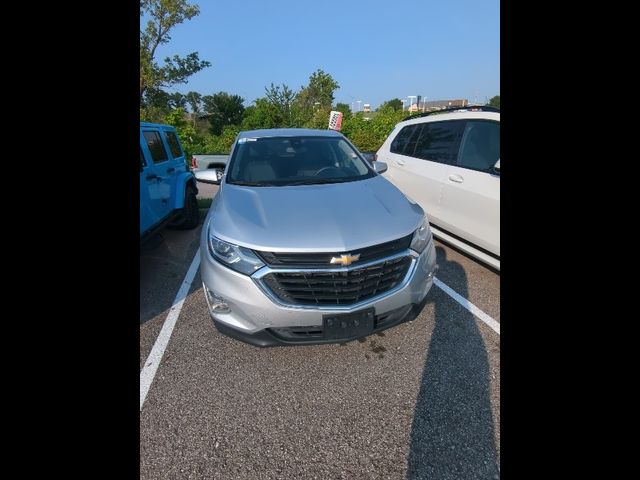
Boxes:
[403,104,500,121]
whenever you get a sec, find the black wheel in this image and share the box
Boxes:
[170,185,199,230]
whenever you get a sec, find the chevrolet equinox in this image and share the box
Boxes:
[198,128,437,346]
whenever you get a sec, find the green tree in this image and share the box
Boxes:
[335,102,352,117]
[264,83,298,127]
[340,113,377,151]
[295,69,340,126]
[369,108,406,145]
[140,89,188,122]
[205,125,241,153]
[301,69,340,107]
[163,107,206,163]
[378,98,403,111]
[307,106,333,130]
[185,91,202,126]
[242,99,280,130]
[202,92,245,135]
[140,0,211,102]
[242,83,300,130]
[487,95,500,108]
[341,108,406,152]
[168,92,186,109]
[240,105,260,129]
[142,86,172,119]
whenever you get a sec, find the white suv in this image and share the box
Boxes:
[376,106,500,270]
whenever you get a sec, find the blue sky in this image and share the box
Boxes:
[146,0,500,110]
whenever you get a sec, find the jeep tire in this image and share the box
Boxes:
[170,185,199,230]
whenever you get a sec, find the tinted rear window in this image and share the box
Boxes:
[457,120,500,172]
[165,131,183,158]
[413,120,464,165]
[143,131,168,163]
[390,124,421,155]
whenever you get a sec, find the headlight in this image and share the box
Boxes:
[207,233,264,275]
[410,217,432,253]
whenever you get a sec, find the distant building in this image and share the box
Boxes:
[363,104,371,113]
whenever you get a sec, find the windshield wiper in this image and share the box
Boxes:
[230,181,278,186]
[286,178,352,186]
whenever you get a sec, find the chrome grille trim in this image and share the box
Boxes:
[252,250,418,310]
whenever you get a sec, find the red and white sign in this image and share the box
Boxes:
[328,111,343,131]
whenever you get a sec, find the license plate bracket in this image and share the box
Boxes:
[323,308,375,340]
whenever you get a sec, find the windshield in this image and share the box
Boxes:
[226,136,375,186]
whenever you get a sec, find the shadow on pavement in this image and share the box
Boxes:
[140,227,202,325]
[407,246,499,479]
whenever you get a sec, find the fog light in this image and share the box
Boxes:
[427,264,439,279]
[203,284,231,314]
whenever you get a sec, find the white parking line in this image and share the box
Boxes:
[140,249,201,411]
[434,277,500,335]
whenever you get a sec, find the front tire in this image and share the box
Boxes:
[170,185,199,230]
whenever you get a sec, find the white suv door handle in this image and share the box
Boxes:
[395,160,406,166]
[448,174,464,183]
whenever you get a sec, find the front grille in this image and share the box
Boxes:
[255,234,413,267]
[261,256,412,306]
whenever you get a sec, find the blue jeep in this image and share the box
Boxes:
[140,122,199,242]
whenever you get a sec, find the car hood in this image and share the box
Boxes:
[208,176,425,252]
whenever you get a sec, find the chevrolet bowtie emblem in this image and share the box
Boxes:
[330,253,361,266]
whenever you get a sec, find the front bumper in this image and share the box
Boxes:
[199,239,437,347]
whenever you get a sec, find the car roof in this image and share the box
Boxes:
[397,110,500,127]
[140,122,176,130]
[238,128,343,139]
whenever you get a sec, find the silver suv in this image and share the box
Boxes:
[198,128,437,346]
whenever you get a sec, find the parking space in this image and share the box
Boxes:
[140,184,500,479]
[140,225,203,370]
[433,243,500,324]
[140,184,218,369]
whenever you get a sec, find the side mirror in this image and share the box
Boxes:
[194,169,221,185]
[373,161,388,174]
[493,159,500,174]
[361,152,375,164]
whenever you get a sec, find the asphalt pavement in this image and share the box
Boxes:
[140,183,500,479]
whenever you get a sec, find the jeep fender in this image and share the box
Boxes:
[173,172,197,210]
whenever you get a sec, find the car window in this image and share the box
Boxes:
[413,120,465,165]
[333,139,368,170]
[457,120,500,173]
[143,131,168,163]
[165,131,183,158]
[140,147,146,172]
[390,124,421,156]
[403,125,424,157]
[227,136,374,186]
